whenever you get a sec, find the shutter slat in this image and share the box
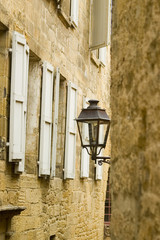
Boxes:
[51,68,60,177]
[39,61,54,177]
[64,82,77,179]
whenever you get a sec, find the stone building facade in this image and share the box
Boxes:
[111,0,160,239]
[0,0,111,240]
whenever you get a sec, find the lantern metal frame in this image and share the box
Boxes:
[76,100,111,165]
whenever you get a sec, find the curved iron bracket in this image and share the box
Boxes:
[96,156,111,166]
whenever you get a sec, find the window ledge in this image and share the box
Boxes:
[0,205,26,218]
[91,52,101,68]
[57,5,72,28]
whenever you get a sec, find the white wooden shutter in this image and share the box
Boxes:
[80,97,90,178]
[90,0,111,50]
[96,125,104,180]
[107,0,112,45]
[70,0,79,27]
[9,31,29,173]
[39,62,54,177]
[64,82,77,179]
[99,47,107,66]
[51,68,60,177]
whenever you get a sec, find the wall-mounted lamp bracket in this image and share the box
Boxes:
[96,156,111,166]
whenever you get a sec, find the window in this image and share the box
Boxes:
[56,0,79,28]
[0,24,8,161]
[25,51,41,174]
[51,72,67,178]
[104,169,111,225]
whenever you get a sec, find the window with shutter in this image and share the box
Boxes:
[9,31,29,174]
[39,62,54,177]
[57,0,71,27]
[64,81,77,179]
[90,0,111,50]
[24,51,41,174]
[80,97,90,178]
[70,0,79,27]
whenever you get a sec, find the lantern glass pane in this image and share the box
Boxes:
[88,121,98,146]
[98,122,109,146]
[77,122,89,146]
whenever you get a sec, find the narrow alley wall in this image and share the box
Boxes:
[111,0,160,239]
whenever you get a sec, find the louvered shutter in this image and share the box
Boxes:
[39,62,54,177]
[90,0,111,50]
[70,0,79,27]
[64,82,77,179]
[99,47,107,66]
[9,31,29,173]
[80,97,90,178]
[96,125,104,180]
[51,68,60,177]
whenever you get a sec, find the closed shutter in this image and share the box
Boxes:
[70,0,79,27]
[9,31,29,173]
[80,97,90,178]
[39,62,54,177]
[99,47,107,66]
[90,0,111,50]
[51,68,60,177]
[64,82,77,179]
[95,125,104,180]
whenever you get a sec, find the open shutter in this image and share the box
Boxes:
[64,82,77,179]
[80,97,90,178]
[96,125,104,180]
[39,62,54,177]
[99,47,107,66]
[9,31,29,173]
[70,0,79,27]
[51,68,60,177]
[90,0,111,50]
[107,0,112,45]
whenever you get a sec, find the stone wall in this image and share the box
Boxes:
[111,0,160,239]
[0,0,111,239]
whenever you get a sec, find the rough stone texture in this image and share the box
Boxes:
[111,0,160,240]
[0,0,111,239]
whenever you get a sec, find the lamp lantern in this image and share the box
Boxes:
[76,100,110,165]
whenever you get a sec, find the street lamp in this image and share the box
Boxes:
[76,100,111,165]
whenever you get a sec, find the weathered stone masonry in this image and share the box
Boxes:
[0,0,111,239]
[111,0,160,239]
